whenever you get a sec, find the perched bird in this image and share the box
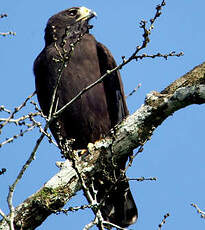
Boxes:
[34,6,138,228]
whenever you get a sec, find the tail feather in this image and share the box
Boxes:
[93,174,138,228]
[100,180,138,228]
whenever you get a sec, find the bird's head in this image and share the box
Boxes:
[44,6,97,45]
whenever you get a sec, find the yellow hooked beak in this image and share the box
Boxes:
[77,6,97,22]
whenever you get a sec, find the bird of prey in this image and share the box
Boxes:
[34,6,138,228]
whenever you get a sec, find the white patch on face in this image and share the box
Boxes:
[79,6,91,16]
[77,6,97,22]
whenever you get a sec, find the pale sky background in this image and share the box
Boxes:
[1,1,205,229]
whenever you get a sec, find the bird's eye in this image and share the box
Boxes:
[68,9,78,16]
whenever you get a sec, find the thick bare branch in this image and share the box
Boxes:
[0,61,205,230]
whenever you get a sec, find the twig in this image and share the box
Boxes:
[57,204,98,214]
[103,221,128,230]
[6,130,46,230]
[30,101,45,117]
[158,213,170,230]
[126,83,141,98]
[5,112,49,228]
[0,125,36,148]
[0,208,10,226]
[0,111,53,148]
[0,105,11,114]
[83,217,98,230]
[84,218,128,230]
[191,203,205,219]
[134,51,184,61]
[0,112,41,126]
[128,176,157,182]
[72,158,105,230]
[126,141,146,170]
[0,14,8,19]
[0,31,16,37]
[29,115,58,146]
[0,91,36,131]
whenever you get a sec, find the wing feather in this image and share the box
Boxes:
[96,42,129,126]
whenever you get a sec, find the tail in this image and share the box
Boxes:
[93,173,138,228]
[101,179,138,228]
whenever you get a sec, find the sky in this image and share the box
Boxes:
[1,0,205,229]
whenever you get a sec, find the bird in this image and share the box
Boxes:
[34,6,138,228]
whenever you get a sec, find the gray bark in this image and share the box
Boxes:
[1,62,205,230]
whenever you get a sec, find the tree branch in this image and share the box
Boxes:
[1,61,205,230]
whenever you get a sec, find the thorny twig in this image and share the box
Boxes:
[29,115,58,146]
[128,176,157,182]
[0,105,49,148]
[30,100,45,115]
[126,51,183,99]
[191,203,205,219]
[0,112,41,127]
[56,204,98,214]
[0,91,36,132]
[134,51,184,61]
[0,125,36,148]
[158,213,170,230]
[0,110,57,148]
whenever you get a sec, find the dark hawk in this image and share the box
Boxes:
[34,6,138,228]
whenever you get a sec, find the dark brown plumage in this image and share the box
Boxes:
[34,6,137,228]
